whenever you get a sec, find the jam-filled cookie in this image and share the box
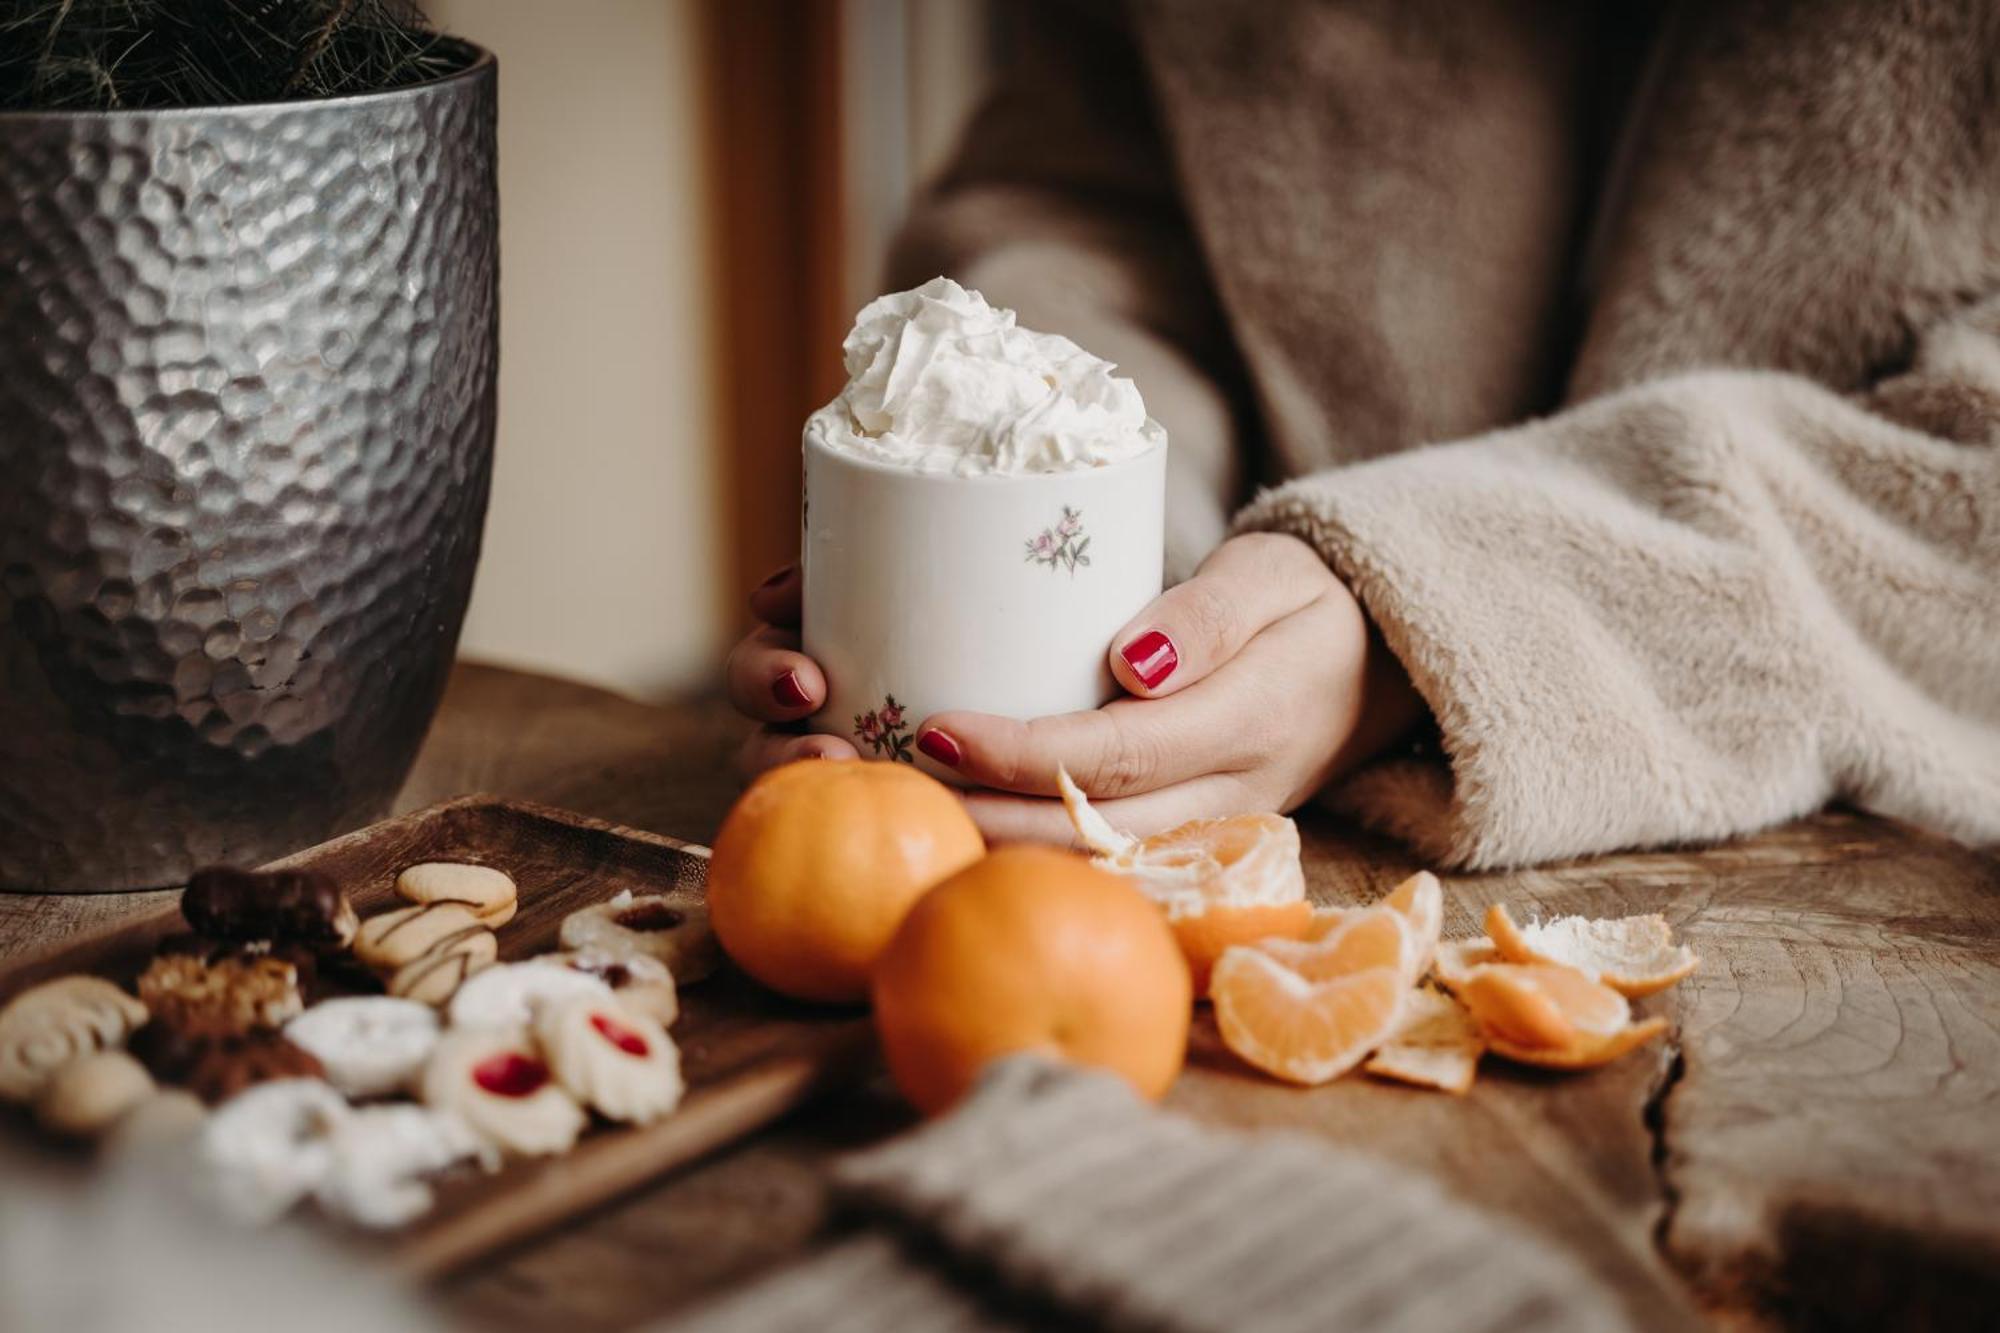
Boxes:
[544,950,679,1027]
[395,862,518,928]
[284,997,441,1099]
[535,996,684,1125]
[421,1028,585,1158]
[0,975,149,1104]
[557,889,719,985]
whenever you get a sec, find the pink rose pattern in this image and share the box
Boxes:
[854,693,915,762]
[1026,506,1091,574]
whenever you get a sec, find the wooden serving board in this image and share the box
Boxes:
[0,795,876,1278]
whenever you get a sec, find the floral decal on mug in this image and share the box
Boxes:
[854,694,915,763]
[1026,506,1091,574]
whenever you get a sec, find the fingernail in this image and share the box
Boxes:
[917,728,962,767]
[772,670,811,708]
[1120,629,1178,690]
[758,565,797,590]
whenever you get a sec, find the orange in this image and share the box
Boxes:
[1484,903,1699,998]
[1486,1018,1669,1070]
[1255,905,1412,982]
[1456,962,1631,1049]
[1210,949,1406,1086]
[1058,770,1310,996]
[707,759,984,1004]
[871,846,1192,1114]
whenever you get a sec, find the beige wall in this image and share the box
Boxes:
[431,0,724,699]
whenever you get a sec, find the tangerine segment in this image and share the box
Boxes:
[1363,985,1484,1095]
[1256,906,1411,984]
[1433,939,1502,990]
[872,847,1192,1115]
[1211,951,1406,1086]
[1484,904,1699,999]
[1383,872,1443,980]
[1456,963,1631,1049]
[1487,1017,1669,1070]
[1171,901,1314,998]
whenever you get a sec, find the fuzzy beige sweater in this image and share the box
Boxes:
[891,0,2000,869]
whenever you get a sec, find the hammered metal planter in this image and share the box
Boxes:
[0,44,499,891]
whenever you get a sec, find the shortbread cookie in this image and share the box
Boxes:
[285,997,441,1099]
[446,959,612,1031]
[182,866,358,950]
[138,953,304,1032]
[558,889,719,984]
[198,1078,349,1223]
[388,931,498,1006]
[104,1088,209,1159]
[0,975,149,1103]
[35,1050,157,1139]
[395,862,518,928]
[546,950,679,1027]
[314,1104,491,1230]
[353,902,487,970]
[535,996,684,1125]
[421,1028,585,1158]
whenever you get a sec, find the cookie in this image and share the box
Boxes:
[0,975,149,1104]
[182,866,358,951]
[35,1050,157,1140]
[558,889,719,984]
[395,862,518,928]
[421,1028,585,1158]
[104,1088,210,1159]
[284,997,440,1099]
[138,953,304,1032]
[446,959,613,1031]
[353,902,488,971]
[388,931,498,1007]
[133,1022,328,1105]
[197,1078,350,1224]
[535,996,684,1125]
[546,950,679,1027]
[314,1104,491,1230]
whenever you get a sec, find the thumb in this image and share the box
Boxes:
[1108,532,1334,698]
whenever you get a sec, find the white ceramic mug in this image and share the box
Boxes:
[802,429,1166,779]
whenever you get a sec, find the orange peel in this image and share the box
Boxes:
[1485,904,1699,998]
[1485,1017,1669,1070]
[1432,938,1502,990]
[1363,984,1484,1095]
[1058,769,1310,995]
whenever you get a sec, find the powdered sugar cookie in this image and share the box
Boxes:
[285,997,441,1099]
[544,950,679,1027]
[558,889,718,984]
[535,996,684,1125]
[446,959,612,1031]
[198,1078,350,1224]
[0,975,149,1103]
[420,1028,585,1158]
[313,1103,492,1230]
[395,862,518,928]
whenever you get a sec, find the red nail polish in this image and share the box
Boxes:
[772,670,811,708]
[1121,630,1178,690]
[918,728,962,767]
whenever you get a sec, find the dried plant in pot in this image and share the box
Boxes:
[0,2,499,890]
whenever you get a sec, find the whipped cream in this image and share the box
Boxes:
[805,277,1164,476]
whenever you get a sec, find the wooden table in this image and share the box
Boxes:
[4,661,1996,1330]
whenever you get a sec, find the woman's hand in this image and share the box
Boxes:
[912,533,1426,841]
[725,565,861,769]
[725,534,1426,841]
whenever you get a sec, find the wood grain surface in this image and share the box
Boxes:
[4,662,1997,1329]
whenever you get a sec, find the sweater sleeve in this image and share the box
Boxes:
[1235,302,2000,869]
[885,2,1248,583]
